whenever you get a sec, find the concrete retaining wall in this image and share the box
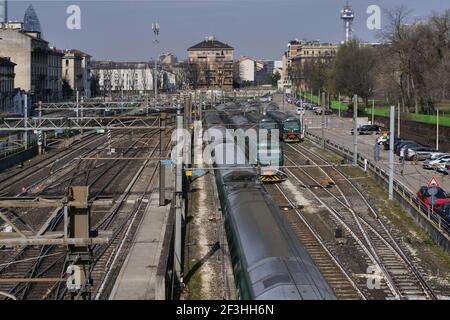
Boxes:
[0,145,38,172]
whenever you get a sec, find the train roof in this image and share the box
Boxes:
[212,142,248,167]
[203,112,223,126]
[224,184,336,300]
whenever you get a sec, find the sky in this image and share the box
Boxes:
[6,0,450,61]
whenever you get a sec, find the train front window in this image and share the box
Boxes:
[284,121,300,130]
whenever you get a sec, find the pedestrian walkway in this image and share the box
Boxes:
[109,169,173,300]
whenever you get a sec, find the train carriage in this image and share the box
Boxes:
[213,147,336,300]
[267,110,303,143]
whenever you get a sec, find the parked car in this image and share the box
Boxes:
[422,155,450,169]
[405,146,437,161]
[436,161,450,174]
[377,134,390,145]
[395,141,417,155]
[394,140,415,154]
[417,186,450,208]
[436,203,450,224]
[296,106,304,114]
[396,143,424,156]
[351,125,381,135]
[314,108,332,115]
[382,136,402,150]
[426,152,449,161]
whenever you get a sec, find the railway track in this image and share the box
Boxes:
[0,130,156,237]
[0,117,171,300]
[280,142,436,300]
[265,183,365,300]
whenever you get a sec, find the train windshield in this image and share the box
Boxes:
[284,120,300,130]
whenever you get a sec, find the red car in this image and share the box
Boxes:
[417,186,450,208]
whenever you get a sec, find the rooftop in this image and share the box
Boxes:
[188,37,233,51]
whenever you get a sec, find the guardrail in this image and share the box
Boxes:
[305,131,450,248]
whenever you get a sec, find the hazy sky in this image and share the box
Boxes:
[7,0,450,61]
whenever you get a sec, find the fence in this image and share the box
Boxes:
[0,138,37,160]
[306,131,450,252]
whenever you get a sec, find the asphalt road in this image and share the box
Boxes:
[273,93,450,193]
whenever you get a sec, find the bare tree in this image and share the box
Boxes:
[380,7,450,113]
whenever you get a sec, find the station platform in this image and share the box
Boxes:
[109,169,173,300]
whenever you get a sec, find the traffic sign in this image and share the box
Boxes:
[427,176,440,188]
[428,186,438,196]
[160,160,173,165]
[191,169,206,177]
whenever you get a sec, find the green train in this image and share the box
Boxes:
[245,111,285,183]
[267,110,303,143]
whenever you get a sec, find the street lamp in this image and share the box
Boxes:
[152,22,160,107]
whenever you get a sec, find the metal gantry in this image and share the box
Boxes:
[0,115,164,131]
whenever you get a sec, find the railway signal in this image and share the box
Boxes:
[107,129,112,153]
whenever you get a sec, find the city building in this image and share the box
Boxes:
[279,39,338,92]
[0,57,15,112]
[23,4,42,34]
[255,59,274,85]
[238,56,255,84]
[0,0,7,23]
[0,22,62,103]
[290,41,337,93]
[62,49,91,97]
[90,60,176,95]
[159,53,178,66]
[187,36,234,90]
[273,60,282,75]
[47,47,64,101]
[279,52,291,91]
[62,50,83,95]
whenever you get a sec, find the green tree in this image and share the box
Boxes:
[62,79,73,99]
[271,71,281,87]
[328,40,376,107]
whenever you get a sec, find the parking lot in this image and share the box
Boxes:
[274,94,450,193]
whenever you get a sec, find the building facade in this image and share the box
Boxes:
[280,39,337,92]
[238,56,255,84]
[0,0,7,23]
[47,47,63,101]
[187,37,234,90]
[0,22,63,103]
[62,49,83,94]
[61,49,91,97]
[290,41,337,92]
[91,61,176,95]
[159,52,178,66]
[0,57,15,112]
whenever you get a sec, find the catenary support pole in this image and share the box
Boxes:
[436,108,439,151]
[321,91,325,149]
[389,105,395,200]
[23,94,28,149]
[338,92,341,118]
[159,112,166,206]
[174,107,184,283]
[353,94,358,166]
[372,99,375,125]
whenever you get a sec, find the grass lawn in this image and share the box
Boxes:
[300,94,450,127]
